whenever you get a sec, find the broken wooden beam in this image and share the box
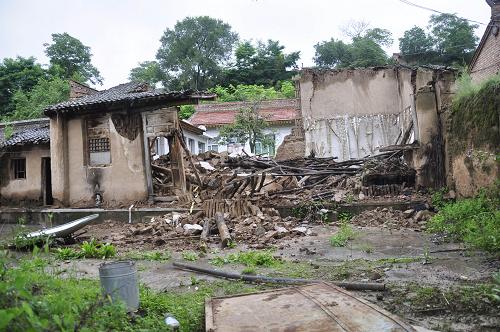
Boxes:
[215,212,232,248]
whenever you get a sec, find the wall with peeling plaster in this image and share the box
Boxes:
[299,67,415,160]
[0,145,50,204]
[51,115,147,207]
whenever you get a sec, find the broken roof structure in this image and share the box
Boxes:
[0,118,50,149]
[189,99,299,127]
[44,82,215,115]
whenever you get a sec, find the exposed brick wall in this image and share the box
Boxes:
[69,80,97,99]
[470,5,500,84]
[275,120,306,161]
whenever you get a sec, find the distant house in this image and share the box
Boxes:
[0,118,52,205]
[469,0,500,83]
[154,120,211,156]
[189,99,299,155]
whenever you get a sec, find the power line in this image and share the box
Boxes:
[397,0,488,26]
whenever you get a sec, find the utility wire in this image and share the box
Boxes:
[397,0,489,26]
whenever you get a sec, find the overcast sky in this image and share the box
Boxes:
[0,0,492,89]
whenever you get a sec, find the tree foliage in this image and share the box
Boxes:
[222,40,300,87]
[156,16,238,91]
[44,33,103,84]
[212,81,295,102]
[9,76,70,121]
[399,14,479,66]
[0,57,47,117]
[314,25,392,68]
[218,103,273,154]
[129,61,164,88]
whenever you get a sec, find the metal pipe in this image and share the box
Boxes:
[172,262,385,291]
[128,204,134,224]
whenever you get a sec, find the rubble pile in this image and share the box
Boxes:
[86,209,316,251]
[349,207,433,231]
[176,150,419,208]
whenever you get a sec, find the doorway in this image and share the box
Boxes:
[41,157,53,205]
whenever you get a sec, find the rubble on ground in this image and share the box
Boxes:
[349,207,433,231]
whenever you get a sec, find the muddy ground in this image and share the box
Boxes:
[1,219,499,331]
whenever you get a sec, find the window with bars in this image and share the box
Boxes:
[89,138,110,152]
[11,158,26,179]
[87,116,111,166]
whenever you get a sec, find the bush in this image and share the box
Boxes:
[330,224,356,247]
[427,186,500,252]
[54,239,116,260]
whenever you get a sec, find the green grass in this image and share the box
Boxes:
[54,239,116,259]
[181,251,199,262]
[377,257,422,264]
[427,186,500,252]
[0,252,262,332]
[329,224,356,247]
[210,250,281,268]
[450,73,500,154]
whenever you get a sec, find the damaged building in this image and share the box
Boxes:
[277,65,457,190]
[0,118,52,205]
[0,81,215,208]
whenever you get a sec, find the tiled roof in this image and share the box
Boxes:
[0,118,50,148]
[189,99,299,127]
[44,82,215,115]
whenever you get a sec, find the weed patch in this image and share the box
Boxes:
[182,251,199,261]
[210,250,281,268]
[0,252,262,331]
[54,239,116,259]
[427,187,500,252]
[330,224,356,247]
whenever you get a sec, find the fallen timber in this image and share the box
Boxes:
[173,261,385,291]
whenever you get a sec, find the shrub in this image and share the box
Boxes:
[330,224,356,247]
[427,186,500,252]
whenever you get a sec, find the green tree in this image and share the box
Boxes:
[222,40,300,87]
[44,32,103,84]
[9,76,69,121]
[0,57,47,117]
[399,14,478,66]
[218,103,273,154]
[211,82,295,102]
[156,16,238,91]
[313,26,392,68]
[313,39,352,68]
[429,14,478,65]
[129,61,164,88]
[398,26,435,64]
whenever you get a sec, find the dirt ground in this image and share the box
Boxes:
[2,217,499,332]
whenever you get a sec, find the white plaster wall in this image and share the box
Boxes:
[299,67,415,160]
[157,132,210,156]
[203,124,293,156]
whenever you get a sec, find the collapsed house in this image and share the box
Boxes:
[0,81,215,207]
[277,65,457,190]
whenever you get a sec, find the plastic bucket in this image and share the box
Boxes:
[99,260,139,312]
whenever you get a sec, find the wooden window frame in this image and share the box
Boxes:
[11,158,26,180]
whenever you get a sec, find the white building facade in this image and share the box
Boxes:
[189,99,299,156]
